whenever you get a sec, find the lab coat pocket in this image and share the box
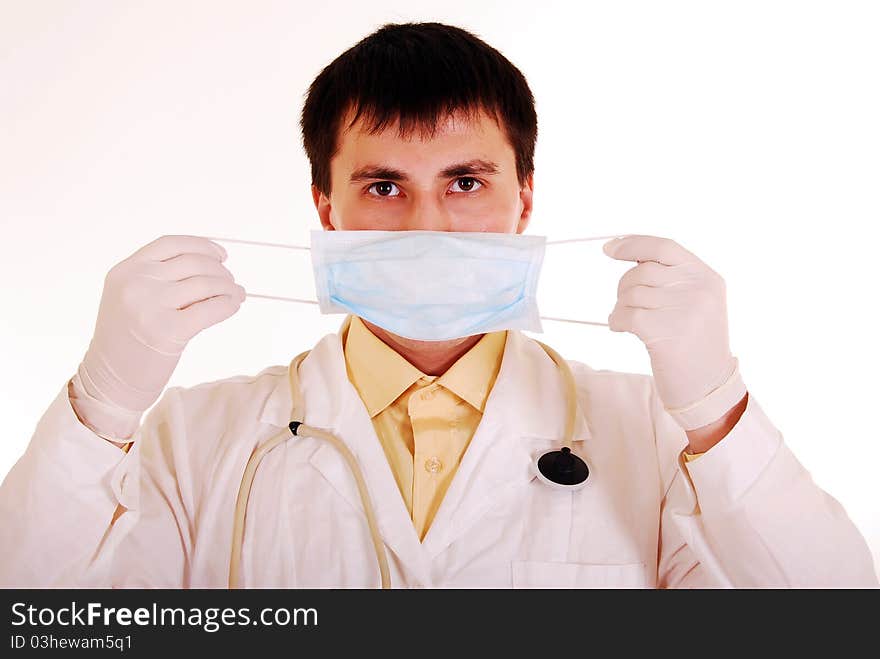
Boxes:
[511,560,647,589]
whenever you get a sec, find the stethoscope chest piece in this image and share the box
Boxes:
[534,446,590,491]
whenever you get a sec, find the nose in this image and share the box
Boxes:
[403,196,453,232]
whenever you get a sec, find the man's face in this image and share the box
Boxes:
[312,109,533,233]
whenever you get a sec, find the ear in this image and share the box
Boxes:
[516,173,534,234]
[312,185,336,231]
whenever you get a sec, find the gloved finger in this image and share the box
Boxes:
[148,253,236,282]
[169,276,245,310]
[616,284,683,310]
[616,261,693,297]
[608,305,641,335]
[175,294,244,342]
[607,305,667,339]
[133,235,227,264]
[603,235,699,267]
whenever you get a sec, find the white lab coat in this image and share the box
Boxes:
[0,327,875,588]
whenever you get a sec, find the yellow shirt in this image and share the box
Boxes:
[343,316,506,541]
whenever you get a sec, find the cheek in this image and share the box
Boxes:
[332,193,409,230]
[448,188,522,231]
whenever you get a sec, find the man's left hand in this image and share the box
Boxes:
[603,235,746,434]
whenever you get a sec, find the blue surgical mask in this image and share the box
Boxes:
[310,230,546,341]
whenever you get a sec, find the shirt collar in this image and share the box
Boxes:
[343,315,428,418]
[343,315,507,418]
[259,321,594,443]
[435,329,506,413]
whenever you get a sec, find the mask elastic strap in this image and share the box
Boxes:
[539,315,608,327]
[246,293,319,305]
[546,234,627,245]
[203,236,310,250]
[542,236,626,326]
[203,237,317,306]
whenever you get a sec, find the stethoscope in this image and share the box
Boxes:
[228,326,590,589]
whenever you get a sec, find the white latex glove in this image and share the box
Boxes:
[603,235,747,431]
[70,235,245,441]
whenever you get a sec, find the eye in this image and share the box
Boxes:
[449,177,482,193]
[367,181,401,197]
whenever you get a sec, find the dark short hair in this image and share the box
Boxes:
[301,22,538,195]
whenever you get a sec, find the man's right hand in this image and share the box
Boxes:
[71,235,246,441]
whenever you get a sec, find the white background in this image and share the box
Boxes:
[1,1,878,580]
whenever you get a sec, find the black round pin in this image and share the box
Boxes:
[537,446,589,486]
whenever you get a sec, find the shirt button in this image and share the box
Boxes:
[421,389,435,401]
[424,456,443,474]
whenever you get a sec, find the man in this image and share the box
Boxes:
[0,22,875,587]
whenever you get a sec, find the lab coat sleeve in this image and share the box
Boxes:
[0,379,190,587]
[653,383,878,588]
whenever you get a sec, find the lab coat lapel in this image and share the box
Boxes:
[420,330,593,559]
[285,331,432,586]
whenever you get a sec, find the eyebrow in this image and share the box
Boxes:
[349,159,500,184]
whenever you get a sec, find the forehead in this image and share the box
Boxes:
[334,108,513,164]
